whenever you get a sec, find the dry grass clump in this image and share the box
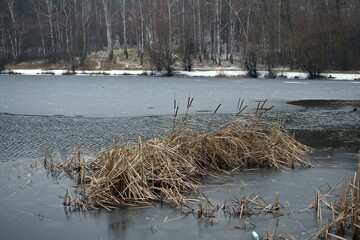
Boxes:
[215,71,230,78]
[46,114,312,210]
[172,119,311,172]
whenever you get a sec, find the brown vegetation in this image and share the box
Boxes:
[45,113,312,210]
[306,153,360,240]
[183,190,283,222]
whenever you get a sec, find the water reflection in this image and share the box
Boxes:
[108,220,128,240]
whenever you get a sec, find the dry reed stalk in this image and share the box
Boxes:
[180,190,283,231]
[44,154,62,177]
[278,232,298,240]
[266,218,279,240]
[236,97,247,116]
[47,116,312,209]
[307,155,360,240]
[353,151,360,237]
[63,189,71,206]
[202,191,285,221]
[316,189,323,222]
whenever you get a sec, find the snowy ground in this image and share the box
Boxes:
[3,68,360,80]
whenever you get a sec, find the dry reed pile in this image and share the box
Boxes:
[46,116,312,210]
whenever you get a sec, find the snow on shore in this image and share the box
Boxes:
[3,69,360,81]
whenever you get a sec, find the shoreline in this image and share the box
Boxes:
[2,68,360,81]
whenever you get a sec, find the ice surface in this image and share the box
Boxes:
[0,75,359,117]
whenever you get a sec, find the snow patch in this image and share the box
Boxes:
[6,69,360,81]
[283,81,309,84]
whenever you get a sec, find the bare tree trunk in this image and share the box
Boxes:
[166,0,179,53]
[192,0,196,59]
[122,0,128,59]
[246,3,251,44]
[45,0,56,62]
[182,0,185,57]
[197,0,202,62]
[153,0,157,43]
[228,0,234,64]
[80,0,91,65]
[74,0,78,56]
[138,0,144,65]
[149,0,157,45]
[32,0,46,58]
[62,1,71,62]
[55,18,62,55]
[0,14,6,59]
[6,0,19,62]
[225,0,250,44]
[6,30,16,61]
[102,0,113,61]
[18,26,23,59]
[283,0,294,69]
[278,0,282,53]
[324,0,331,53]
[215,0,221,65]
[167,0,172,52]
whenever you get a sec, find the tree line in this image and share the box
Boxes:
[0,0,359,76]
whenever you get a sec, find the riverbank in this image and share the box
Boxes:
[2,68,360,80]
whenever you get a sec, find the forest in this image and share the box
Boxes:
[0,0,359,77]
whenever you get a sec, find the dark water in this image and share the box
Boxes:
[1,99,359,161]
[0,76,359,240]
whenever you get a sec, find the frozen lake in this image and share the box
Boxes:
[0,75,359,117]
[0,75,359,240]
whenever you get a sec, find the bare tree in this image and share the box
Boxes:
[122,0,128,59]
[243,47,258,78]
[101,0,114,61]
[58,0,73,62]
[215,0,221,65]
[278,0,282,53]
[80,0,91,65]
[137,0,144,65]
[0,12,9,71]
[0,13,7,59]
[226,0,235,64]
[32,0,46,58]
[31,0,59,62]
[225,0,251,44]
[166,0,179,52]
[0,0,358,72]
[5,0,24,62]
[44,0,56,62]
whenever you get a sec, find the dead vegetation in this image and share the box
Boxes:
[306,153,360,240]
[181,189,283,228]
[39,100,360,239]
[198,159,360,240]
[44,100,312,210]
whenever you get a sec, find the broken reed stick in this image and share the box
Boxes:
[315,189,323,223]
